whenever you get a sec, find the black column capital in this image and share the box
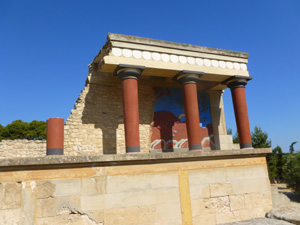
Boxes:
[173,70,204,85]
[114,64,145,80]
[223,75,253,89]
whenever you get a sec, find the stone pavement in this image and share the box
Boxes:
[267,207,300,224]
[222,217,294,225]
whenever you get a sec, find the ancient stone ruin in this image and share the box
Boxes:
[0,34,272,224]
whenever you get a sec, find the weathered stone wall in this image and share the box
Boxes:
[0,140,46,158]
[0,150,273,225]
[64,81,155,156]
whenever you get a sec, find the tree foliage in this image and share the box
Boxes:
[251,126,271,148]
[289,142,298,154]
[283,152,300,193]
[267,145,285,183]
[0,120,46,141]
[232,132,239,144]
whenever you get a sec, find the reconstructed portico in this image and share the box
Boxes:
[72,33,253,154]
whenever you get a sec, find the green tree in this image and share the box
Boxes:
[232,132,239,144]
[251,126,271,148]
[289,142,298,154]
[0,124,3,141]
[1,120,29,140]
[283,152,300,193]
[27,120,46,140]
[0,120,46,141]
[267,145,285,183]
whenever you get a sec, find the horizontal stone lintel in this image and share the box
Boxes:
[107,33,249,59]
[0,148,271,170]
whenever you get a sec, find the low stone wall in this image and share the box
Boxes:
[0,149,272,225]
[0,140,46,158]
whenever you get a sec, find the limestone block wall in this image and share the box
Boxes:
[0,140,46,158]
[0,150,272,225]
[64,81,155,156]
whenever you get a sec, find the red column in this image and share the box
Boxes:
[175,71,204,151]
[47,117,64,155]
[115,65,144,153]
[227,78,252,149]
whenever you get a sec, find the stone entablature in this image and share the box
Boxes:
[93,33,249,91]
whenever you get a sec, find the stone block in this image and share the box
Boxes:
[244,193,272,211]
[250,206,267,218]
[52,178,81,197]
[81,177,99,196]
[150,172,179,189]
[152,219,182,225]
[243,165,267,179]
[80,195,104,211]
[0,183,22,210]
[232,209,252,221]
[210,183,232,197]
[155,202,181,221]
[104,205,158,225]
[36,197,66,218]
[104,192,127,209]
[36,181,55,199]
[85,210,104,223]
[231,178,269,195]
[229,194,245,211]
[20,182,36,225]
[191,199,204,217]
[106,174,151,194]
[193,214,216,225]
[225,166,245,181]
[35,195,80,219]
[68,196,81,211]
[188,168,226,185]
[35,212,100,225]
[216,211,237,224]
[203,196,230,214]
[125,188,180,208]
[0,208,21,225]
[189,184,210,200]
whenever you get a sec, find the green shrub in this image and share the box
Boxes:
[283,152,300,193]
[267,146,286,183]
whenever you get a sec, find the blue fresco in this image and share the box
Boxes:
[153,88,212,127]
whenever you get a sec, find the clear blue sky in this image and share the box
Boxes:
[0,0,299,152]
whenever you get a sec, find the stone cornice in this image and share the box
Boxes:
[0,148,271,170]
[107,33,249,59]
[91,33,250,83]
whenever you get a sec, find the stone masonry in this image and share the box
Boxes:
[0,149,273,225]
[0,140,46,159]
[64,69,155,155]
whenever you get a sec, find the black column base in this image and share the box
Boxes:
[189,144,202,151]
[47,148,64,155]
[240,143,253,149]
[126,146,140,153]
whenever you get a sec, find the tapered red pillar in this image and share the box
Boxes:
[174,71,204,151]
[226,76,252,149]
[115,64,145,153]
[47,117,64,155]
